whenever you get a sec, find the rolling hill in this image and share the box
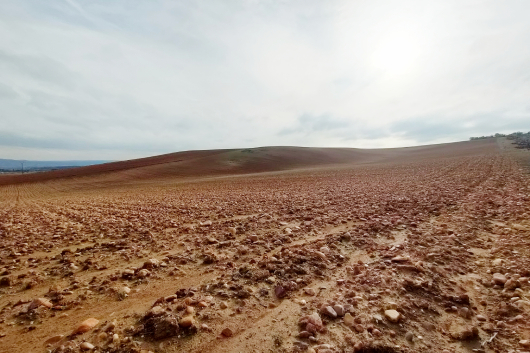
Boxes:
[0,139,498,187]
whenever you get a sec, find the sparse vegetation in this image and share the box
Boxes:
[507,131,530,149]
[469,132,506,140]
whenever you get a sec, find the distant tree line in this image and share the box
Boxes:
[470,131,530,149]
[469,133,506,140]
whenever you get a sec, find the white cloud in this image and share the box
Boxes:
[0,0,529,159]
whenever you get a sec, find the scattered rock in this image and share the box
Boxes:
[44,335,64,346]
[304,288,316,296]
[492,258,503,266]
[275,285,287,298]
[391,255,409,263]
[73,318,100,334]
[137,269,151,278]
[333,304,345,317]
[29,298,53,310]
[450,325,479,340]
[180,316,195,328]
[492,273,507,286]
[140,313,180,340]
[320,305,338,318]
[80,342,95,350]
[343,313,354,326]
[384,309,401,323]
[221,328,233,337]
[143,258,160,269]
[299,312,324,333]
[520,340,530,348]
[149,306,164,317]
[504,278,518,290]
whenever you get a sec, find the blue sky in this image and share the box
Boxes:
[1,0,529,160]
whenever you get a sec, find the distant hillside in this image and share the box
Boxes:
[0,159,111,171]
[0,139,499,186]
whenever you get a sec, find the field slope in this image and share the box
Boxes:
[0,138,529,353]
[0,139,496,187]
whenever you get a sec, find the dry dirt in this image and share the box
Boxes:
[0,138,529,353]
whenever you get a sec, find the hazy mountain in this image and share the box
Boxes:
[0,159,111,171]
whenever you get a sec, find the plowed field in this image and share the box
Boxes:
[0,138,529,353]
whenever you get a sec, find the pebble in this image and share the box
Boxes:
[451,325,478,340]
[294,340,309,350]
[122,269,134,278]
[405,331,414,342]
[149,306,164,316]
[492,273,507,286]
[333,304,345,317]
[221,327,233,337]
[314,251,327,260]
[29,298,53,310]
[73,318,99,334]
[320,305,338,318]
[504,279,517,290]
[384,309,401,323]
[458,307,470,319]
[304,288,316,296]
[492,258,503,266]
[80,342,95,350]
[299,331,312,338]
[97,332,108,342]
[520,340,530,347]
[275,285,287,298]
[137,269,151,278]
[44,335,64,346]
[143,258,159,269]
[391,255,409,262]
[343,313,354,327]
[266,276,276,283]
[180,316,195,328]
[103,321,116,332]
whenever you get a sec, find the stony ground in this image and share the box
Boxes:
[0,139,529,353]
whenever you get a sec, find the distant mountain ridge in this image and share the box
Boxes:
[0,159,111,170]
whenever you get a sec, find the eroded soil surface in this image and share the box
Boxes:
[0,139,529,353]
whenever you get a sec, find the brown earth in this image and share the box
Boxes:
[0,138,529,353]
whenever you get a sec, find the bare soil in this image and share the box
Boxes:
[0,138,529,353]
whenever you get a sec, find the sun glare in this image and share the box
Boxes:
[371,30,422,75]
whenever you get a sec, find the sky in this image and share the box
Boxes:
[0,0,529,160]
